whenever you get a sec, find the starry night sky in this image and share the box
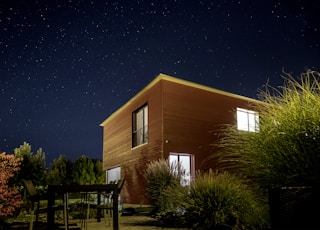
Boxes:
[1,0,320,164]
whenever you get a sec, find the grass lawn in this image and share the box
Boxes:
[1,201,189,230]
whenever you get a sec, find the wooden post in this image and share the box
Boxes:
[47,187,55,229]
[113,185,119,230]
[97,193,102,222]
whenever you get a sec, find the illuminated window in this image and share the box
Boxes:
[106,166,121,184]
[132,104,148,147]
[237,108,259,132]
[169,153,193,186]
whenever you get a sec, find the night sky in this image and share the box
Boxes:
[1,0,319,164]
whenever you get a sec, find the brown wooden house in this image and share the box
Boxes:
[100,73,260,204]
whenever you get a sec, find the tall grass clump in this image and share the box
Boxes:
[144,158,185,215]
[216,70,320,188]
[181,170,269,230]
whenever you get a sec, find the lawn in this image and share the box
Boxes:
[1,202,190,230]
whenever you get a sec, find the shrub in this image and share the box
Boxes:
[145,160,269,229]
[0,153,23,218]
[181,170,269,230]
[155,182,189,227]
[144,158,183,213]
[216,70,320,188]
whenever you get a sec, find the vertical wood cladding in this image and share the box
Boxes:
[101,74,259,204]
[161,80,255,170]
[102,81,164,204]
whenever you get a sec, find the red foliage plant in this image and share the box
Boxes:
[0,152,23,218]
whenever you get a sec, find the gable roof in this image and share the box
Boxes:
[100,73,260,126]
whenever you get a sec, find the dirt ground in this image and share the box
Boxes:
[2,215,190,230]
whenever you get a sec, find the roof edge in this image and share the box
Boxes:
[100,73,165,126]
[100,73,260,126]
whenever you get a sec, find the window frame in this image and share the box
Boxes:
[236,107,259,132]
[169,153,194,186]
[106,166,121,184]
[132,104,148,147]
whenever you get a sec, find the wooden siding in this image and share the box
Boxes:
[161,80,256,170]
[102,81,164,204]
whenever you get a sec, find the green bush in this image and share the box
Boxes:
[144,158,190,227]
[145,160,269,229]
[181,170,269,230]
[216,70,320,188]
[144,158,182,212]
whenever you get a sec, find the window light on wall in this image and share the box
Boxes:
[236,107,259,132]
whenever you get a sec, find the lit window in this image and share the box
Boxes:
[169,153,193,186]
[132,104,148,147]
[106,166,121,184]
[237,108,259,132]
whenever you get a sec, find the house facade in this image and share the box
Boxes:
[100,74,260,204]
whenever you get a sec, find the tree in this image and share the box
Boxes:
[47,155,73,185]
[14,142,47,186]
[72,155,96,185]
[216,70,320,187]
[0,153,22,218]
[93,159,105,184]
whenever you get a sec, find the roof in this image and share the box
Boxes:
[100,73,261,126]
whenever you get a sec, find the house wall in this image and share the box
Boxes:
[101,81,164,204]
[161,80,256,171]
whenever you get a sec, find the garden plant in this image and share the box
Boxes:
[145,159,269,229]
[216,70,320,188]
[0,153,22,219]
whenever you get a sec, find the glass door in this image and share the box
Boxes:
[169,153,193,186]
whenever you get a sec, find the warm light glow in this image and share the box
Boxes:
[106,166,121,183]
[169,153,191,186]
[237,108,259,132]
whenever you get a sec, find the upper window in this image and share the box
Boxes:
[132,104,148,147]
[237,107,259,132]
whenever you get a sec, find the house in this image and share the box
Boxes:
[100,73,260,204]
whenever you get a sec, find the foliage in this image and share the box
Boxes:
[144,158,184,212]
[47,155,73,185]
[0,153,23,218]
[13,142,47,186]
[93,159,105,184]
[11,142,103,186]
[181,170,269,230]
[152,180,189,227]
[71,155,96,185]
[215,70,320,188]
